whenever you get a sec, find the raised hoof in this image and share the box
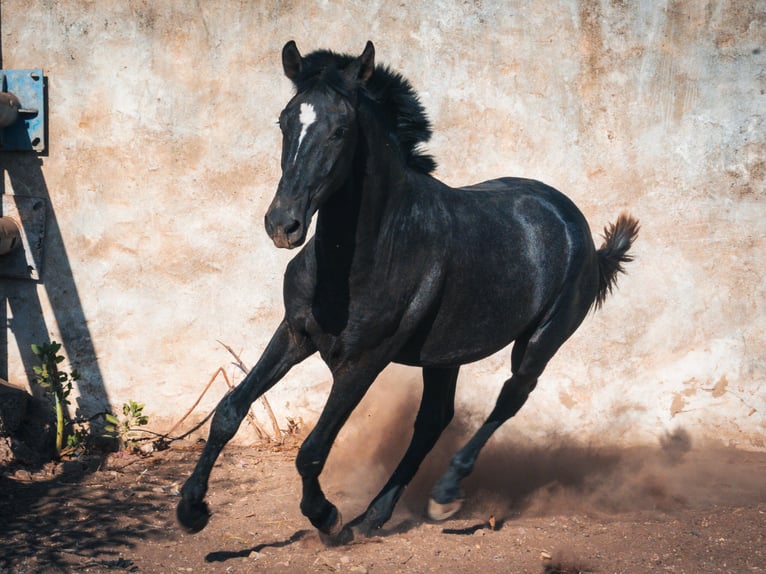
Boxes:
[176,498,211,534]
[427,497,464,521]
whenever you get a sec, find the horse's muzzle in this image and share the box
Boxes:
[264,209,305,249]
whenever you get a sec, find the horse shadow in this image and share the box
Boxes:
[205,529,311,563]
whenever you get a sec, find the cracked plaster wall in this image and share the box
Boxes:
[1,0,763,449]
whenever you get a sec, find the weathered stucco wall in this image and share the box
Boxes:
[1,1,764,449]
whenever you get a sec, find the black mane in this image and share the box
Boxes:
[290,49,437,175]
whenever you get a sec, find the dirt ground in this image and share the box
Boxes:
[1,425,765,574]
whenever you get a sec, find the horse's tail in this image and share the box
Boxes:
[594,213,640,309]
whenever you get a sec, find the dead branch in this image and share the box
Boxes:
[219,368,271,442]
[162,364,270,444]
[163,366,224,438]
[218,340,283,443]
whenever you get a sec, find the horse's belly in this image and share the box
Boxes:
[394,305,531,367]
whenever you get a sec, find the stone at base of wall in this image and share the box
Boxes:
[0,379,30,436]
[0,379,57,467]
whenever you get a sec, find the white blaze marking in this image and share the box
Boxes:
[293,102,317,163]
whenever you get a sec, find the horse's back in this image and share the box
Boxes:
[439,176,596,270]
[459,177,591,227]
[453,176,596,272]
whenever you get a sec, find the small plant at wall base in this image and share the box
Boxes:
[31,341,81,456]
[103,401,150,452]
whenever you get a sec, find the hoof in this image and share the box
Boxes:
[342,512,380,542]
[348,520,374,540]
[427,497,464,521]
[177,498,211,533]
[318,507,352,546]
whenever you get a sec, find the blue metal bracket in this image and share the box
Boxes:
[0,69,45,152]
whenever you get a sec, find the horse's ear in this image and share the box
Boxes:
[282,40,302,81]
[358,41,375,83]
[345,41,375,85]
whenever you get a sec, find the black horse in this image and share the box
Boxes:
[178,41,639,544]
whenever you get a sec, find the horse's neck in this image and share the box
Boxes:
[316,115,407,255]
[315,181,359,250]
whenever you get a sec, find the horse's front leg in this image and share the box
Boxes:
[177,320,314,533]
[294,362,384,545]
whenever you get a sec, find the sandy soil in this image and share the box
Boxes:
[1,427,765,574]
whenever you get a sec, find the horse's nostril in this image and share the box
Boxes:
[285,220,301,236]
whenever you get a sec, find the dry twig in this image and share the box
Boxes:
[158,342,283,446]
[163,367,224,438]
[219,368,271,442]
[218,340,283,443]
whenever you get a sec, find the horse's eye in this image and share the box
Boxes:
[331,126,348,140]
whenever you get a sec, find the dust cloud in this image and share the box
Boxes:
[322,370,766,525]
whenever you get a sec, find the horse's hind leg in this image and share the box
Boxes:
[427,369,537,520]
[177,320,314,533]
[428,307,584,521]
[346,366,458,538]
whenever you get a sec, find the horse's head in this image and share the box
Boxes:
[265,41,375,249]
